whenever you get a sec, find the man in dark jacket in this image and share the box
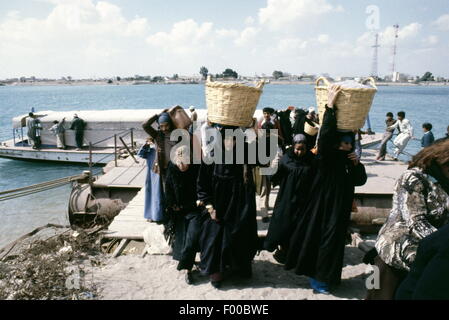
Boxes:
[70,114,86,150]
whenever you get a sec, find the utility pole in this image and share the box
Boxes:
[391,24,399,81]
[370,33,380,79]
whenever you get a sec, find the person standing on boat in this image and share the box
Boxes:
[33,117,43,150]
[50,118,66,149]
[376,112,397,161]
[389,111,413,161]
[137,138,165,223]
[70,114,86,151]
[26,112,36,147]
[366,138,449,299]
[421,123,435,148]
[284,85,367,294]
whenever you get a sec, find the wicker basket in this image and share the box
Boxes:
[315,77,377,130]
[304,121,319,136]
[205,76,265,127]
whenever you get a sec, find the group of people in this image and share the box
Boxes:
[376,110,446,161]
[25,113,86,150]
[138,85,371,293]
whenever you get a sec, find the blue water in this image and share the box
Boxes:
[0,84,448,247]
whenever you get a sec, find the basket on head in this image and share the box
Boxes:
[205,76,265,127]
[315,77,377,130]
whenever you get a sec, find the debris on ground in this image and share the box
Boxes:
[0,225,106,300]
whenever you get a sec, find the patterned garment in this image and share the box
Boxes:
[375,167,449,271]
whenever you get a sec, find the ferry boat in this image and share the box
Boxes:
[0,109,163,165]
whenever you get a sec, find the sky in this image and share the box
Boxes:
[0,0,448,79]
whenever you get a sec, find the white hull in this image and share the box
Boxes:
[0,141,115,165]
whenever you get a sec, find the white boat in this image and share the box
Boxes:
[0,108,269,165]
[0,109,157,164]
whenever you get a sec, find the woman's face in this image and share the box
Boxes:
[339,141,352,152]
[293,142,306,157]
[160,122,171,134]
[177,162,189,172]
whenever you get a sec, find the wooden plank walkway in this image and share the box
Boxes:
[102,188,149,239]
[94,166,147,188]
[94,157,147,188]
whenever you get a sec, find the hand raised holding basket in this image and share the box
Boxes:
[315,76,377,130]
[327,84,342,109]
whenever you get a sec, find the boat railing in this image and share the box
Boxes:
[87,128,137,184]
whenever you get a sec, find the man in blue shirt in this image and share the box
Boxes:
[421,123,435,148]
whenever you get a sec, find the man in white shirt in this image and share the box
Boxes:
[388,111,413,161]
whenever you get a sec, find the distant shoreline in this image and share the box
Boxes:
[1,80,448,87]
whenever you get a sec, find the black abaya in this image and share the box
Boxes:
[264,148,316,252]
[164,162,202,271]
[285,106,367,286]
[197,148,259,276]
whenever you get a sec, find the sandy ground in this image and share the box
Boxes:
[90,245,370,300]
[89,186,374,300]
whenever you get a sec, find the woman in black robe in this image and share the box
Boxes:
[263,134,316,261]
[284,85,367,294]
[164,146,202,285]
[197,127,259,288]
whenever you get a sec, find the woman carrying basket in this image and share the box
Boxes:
[284,85,367,294]
[197,127,259,288]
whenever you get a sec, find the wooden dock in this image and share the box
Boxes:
[102,187,148,240]
[94,157,146,188]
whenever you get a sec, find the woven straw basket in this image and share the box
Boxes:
[304,121,319,136]
[205,76,265,127]
[315,77,377,130]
